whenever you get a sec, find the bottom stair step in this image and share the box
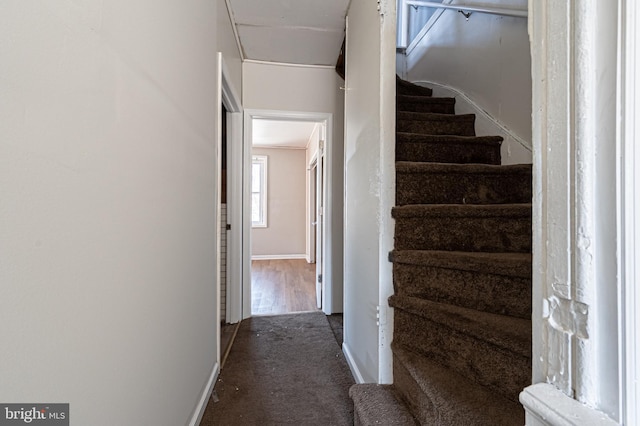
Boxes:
[393,344,525,425]
[350,384,417,426]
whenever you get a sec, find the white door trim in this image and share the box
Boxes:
[315,148,324,310]
[619,0,639,423]
[218,53,243,326]
[308,155,318,264]
[243,109,335,316]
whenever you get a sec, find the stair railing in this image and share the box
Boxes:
[397,0,528,54]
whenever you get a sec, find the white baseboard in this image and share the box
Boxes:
[188,362,219,426]
[251,254,307,260]
[342,342,366,384]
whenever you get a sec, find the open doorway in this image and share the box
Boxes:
[239,109,336,320]
[248,117,325,316]
[215,53,243,374]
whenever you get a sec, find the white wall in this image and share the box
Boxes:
[251,148,307,257]
[343,0,396,384]
[243,61,345,312]
[0,1,241,425]
[403,0,532,162]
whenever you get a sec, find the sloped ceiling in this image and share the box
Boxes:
[227,0,349,66]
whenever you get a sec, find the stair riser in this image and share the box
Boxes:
[397,84,433,97]
[394,216,532,252]
[397,118,475,136]
[393,262,531,319]
[396,141,501,164]
[396,171,532,205]
[393,310,530,401]
[393,351,524,426]
[393,356,439,426]
[397,101,455,114]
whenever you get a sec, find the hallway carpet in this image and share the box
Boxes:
[200,312,355,425]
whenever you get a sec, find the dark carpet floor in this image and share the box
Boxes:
[326,313,343,346]
[200,312,355,425]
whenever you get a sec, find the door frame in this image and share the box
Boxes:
[308,157,317,264]
[620,0,640,422]
[218,53,243,327]
[310,151,324,310]
[242,109,334,318]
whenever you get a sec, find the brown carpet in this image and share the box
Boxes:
[200,312,355,425]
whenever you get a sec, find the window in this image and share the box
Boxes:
[251,155,267,227]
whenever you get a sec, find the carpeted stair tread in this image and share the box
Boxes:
[396,133,502,164]
[390,250,531,278]
[393,204,532,253]
[396,76,433,96]
[396,161,531,175]
[396,162,532,205]
[392,344,525,425]
[392,203,532,218]
[397,95,456,114]
[391,251,532,319]
[390,296,530,401]
[350,384,417,426]
[397,132,503,145]
[391,250,531,318]
[389,295,531,357]
[397,112,476,136]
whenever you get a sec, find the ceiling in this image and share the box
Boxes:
[227,0,350,66]
[252,119,319,149]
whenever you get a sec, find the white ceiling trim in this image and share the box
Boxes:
[243,59,335,69]
[223,0,245,60]
[236,24,342,33]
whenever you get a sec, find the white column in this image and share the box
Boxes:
[522,0,621,423]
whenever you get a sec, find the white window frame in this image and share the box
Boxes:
[251,155,268,228]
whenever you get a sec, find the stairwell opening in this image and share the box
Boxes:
[350,76,533,425]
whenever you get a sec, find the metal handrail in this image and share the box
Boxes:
[398,0,528,49]
[405,1,528,18]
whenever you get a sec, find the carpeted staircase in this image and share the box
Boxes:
[350,77,532,425]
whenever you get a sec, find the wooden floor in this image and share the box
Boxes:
[251,259,318,316]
